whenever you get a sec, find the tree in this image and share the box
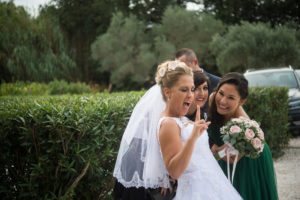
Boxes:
[91,12,156,90]
[52,0,116,82]
[210,22,300,74]
[0,1,75,82]
[0,1,29,82]
[127,0,187,24]
[154,6,225,74]
[203,0,300,28]
[52,0,202,84]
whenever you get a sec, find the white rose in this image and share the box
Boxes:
[158,67,167,77]
[251,120,260,129]
[232,118,242,123]
[258,129,264,140]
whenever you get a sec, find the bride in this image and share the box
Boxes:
[155,60,241,199]
[113,60,241,199]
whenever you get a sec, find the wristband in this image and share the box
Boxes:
[218,148,226,158]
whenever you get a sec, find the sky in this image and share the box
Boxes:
[1,0,203,17]
[1,0,52,16]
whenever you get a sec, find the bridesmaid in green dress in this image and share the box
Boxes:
[207,72,278,200]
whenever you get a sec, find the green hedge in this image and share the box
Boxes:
[0,87,290,199]
[0,80,95,96]
[244,87,290,158]
[0,92,143,200]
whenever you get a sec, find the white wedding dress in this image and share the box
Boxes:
[157,116,242,200]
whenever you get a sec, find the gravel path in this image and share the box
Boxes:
[274,136,300,200]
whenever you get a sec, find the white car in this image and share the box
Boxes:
[244,66,300,133]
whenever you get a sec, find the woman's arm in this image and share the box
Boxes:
[159,106,210,179]
[159,118,198,179]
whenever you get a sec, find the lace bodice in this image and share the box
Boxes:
[157,116,212,174]
[157,116,242,200]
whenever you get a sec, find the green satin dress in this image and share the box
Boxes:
[208,124,279,200]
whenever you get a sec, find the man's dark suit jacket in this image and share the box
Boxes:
[203,70,221,96]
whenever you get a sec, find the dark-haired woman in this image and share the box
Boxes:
[208,72,278,200]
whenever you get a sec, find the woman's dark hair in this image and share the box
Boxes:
[208,72,249,126]
[194,71,210,89]
[186,71,210,121]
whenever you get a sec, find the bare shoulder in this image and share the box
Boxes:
[159,118,181,138]
[160,118,180,132]
[237,106,249,119]
[159,118,182,161]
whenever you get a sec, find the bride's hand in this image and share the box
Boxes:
[160,187,167,196]
[192,105,211,139]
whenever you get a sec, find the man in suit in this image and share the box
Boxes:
[175,48,220,95]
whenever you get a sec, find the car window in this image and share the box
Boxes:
[296,70,300,79]
[245,71,298,88]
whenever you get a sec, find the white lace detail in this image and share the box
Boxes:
[157,116,242,200]
[113,85,170,189]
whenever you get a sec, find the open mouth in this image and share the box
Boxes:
[183,102,191,111]
[183,102,191,107]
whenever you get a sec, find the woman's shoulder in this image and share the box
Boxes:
[158,116,190,134]
[159,117,182,129]
[158,117,182,140]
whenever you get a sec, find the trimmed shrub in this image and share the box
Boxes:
[244,87,290,158]
[0,81,50,96]
[0,87,289,199]
[48,80,92,95]
[0,92,143,199]
[0,80,94,96]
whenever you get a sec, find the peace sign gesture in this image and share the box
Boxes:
[192,105,211,139]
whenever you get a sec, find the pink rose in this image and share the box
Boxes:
[258,130,264,140]
[251,120,260,129]
[251,138,262,149]
[230,125,241,134]
[245,128,255,140]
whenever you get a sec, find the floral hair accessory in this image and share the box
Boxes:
[167,60,186,71]
[158,61,187,78]
[155,60,188,84]
[158,67,167,78]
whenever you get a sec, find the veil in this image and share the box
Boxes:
[113,84,169,189]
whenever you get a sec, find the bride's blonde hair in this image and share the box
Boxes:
[155,60,193,101]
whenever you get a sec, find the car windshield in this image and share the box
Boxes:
[245,71,298,88]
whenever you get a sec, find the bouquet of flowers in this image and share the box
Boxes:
[220,117,265,159]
